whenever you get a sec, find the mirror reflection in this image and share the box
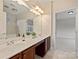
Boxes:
[3,0,43,38]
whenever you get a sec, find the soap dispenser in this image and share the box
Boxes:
[22,34,25,37]
[22,34,25,41]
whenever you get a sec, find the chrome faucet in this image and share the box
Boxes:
[6,40,14,46]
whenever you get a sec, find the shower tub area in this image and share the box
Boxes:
[54,9,77,59]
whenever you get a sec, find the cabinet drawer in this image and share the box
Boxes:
[22,46,35,59]
[10,53,22,59]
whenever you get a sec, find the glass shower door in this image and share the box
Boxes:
[55,9,76,52]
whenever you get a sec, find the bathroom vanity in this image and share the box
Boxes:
[10,36,50,59]
[0,35,50,59]
[10,46,35,59]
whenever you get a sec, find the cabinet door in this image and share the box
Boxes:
[22,46,35,59]
[35,41,46,57]
[47,37,51,51]
[35,36,51,57]
[10,53,22,59]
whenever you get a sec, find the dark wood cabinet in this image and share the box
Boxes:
[35,36,51,57]
[22,46,35,59]
[10,46,35,59]
[10,53,22,59]
[35,40,46,57]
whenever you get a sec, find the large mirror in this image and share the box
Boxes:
[3,0,42,38]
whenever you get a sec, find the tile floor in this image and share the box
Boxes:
[35,49,77,59]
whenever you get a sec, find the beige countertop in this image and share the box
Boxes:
[0,34,50,59]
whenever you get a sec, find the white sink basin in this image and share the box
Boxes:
[0,37,23,49]
[0,36,36,50]
[0,43,8,49]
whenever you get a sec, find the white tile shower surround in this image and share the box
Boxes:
[35,49,77,59]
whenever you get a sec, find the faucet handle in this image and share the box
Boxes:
[10,41,14,44]
[22,34,25,37]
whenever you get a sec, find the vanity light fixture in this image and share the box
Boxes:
[12,0,43,15]
[30,9,41,15]
[35,6,44,14]
[35,6,39,10]
[38,9,44,14]
[30,6,44,15]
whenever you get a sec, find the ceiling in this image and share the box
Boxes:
[4,0,29,14]
[56,9,76,19]
[4,0,51,14]
[24,0,51,14]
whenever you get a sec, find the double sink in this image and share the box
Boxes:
[0,37,31,50]
[0,36,39,50]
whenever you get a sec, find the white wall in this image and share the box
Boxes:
[53,0,77,12]
[34,14,51,36]
[41,15,51,35]
[33,15,42,36]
